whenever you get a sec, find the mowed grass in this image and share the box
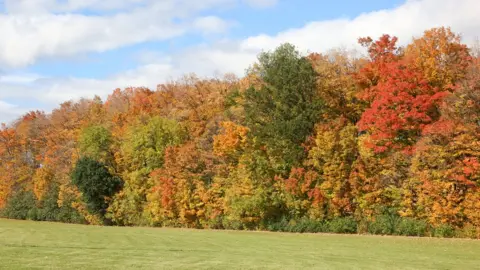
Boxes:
[0,219,479,270]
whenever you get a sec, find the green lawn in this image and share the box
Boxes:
[0,219,479,269]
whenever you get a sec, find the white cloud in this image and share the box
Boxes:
[239,0,480,53]
[0,0,243,68]
[0,100,31,124]
[0,66,170,104]
[172,41,258,76]
[2,0,480,124]
[4,0,278,14]
[0,73,42,84]
[4,0,219,14]
[181,0,480,83]
[193,16,232,34]
[0,0,279,68]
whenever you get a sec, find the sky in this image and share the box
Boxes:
[0,0,479,123]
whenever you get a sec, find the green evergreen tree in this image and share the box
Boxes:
[244,43,323,175]
[71,157,122,217]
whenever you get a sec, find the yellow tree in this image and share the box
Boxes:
[405,27,472,89]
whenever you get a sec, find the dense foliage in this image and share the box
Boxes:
[1,27,479,238]
[71,157,122,221]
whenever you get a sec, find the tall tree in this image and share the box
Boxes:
[108,116,186,225]
[244,43,323,175]
[356,35,447,153]
[405,27,472,89]
[79,125,114,166]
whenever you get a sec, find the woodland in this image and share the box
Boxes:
[1,27,479,238]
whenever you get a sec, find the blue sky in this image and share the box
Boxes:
[24,0,405,79]
[0,0,478,123]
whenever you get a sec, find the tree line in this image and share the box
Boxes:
[1,27,479,238]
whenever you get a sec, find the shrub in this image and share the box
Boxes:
[36,184,85,224]
[0,191,37,220]
[328,217,358,234]
[27,207,39,221]
[368,215,401,235]
[266,217,329,233]
[356,219,369,234]
[455,224,479,239]
[35,186,60,221]
[433,224,455,238]
[203,215,225,230]
[395,218,428,237]
[222,218,244,231]
[302,219,328,233]
[291,219,307,233]
[266,216,289,232]
[368,208,402,235]
[0,185,85,224]
[267,217,358,234]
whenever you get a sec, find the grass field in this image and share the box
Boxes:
[0,219,479,269]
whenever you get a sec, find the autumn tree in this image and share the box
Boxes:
[401,68,480,229]
[108,116,186,225]
[405,27,472,89]
[146,142,216,228]
[306,118,358,217]
[0,26,479,237]
[0,125,23,208]
[308,51,363,122]
[356,34,447,153]
[79,125,114,166]
[213,121,249,164]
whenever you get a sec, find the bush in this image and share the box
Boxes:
[368,216,390,235]
[356,219,369,234]
[0,186,85,224]
[327,217,358,234]
[55,206,85,224]
[27,207,39,221]
[302,219,328,233]
[203,215,225,230]
[266,216,289,232]
[265,217,329,233]
[287,219,308,233]
[266,217,359,234]
[0,191,37,220]
[433,224,455,238]
[395,218,428,237]
[35,187,60,221]
[36,184,85,224]
[222,218,244,231]
[455,224,479,239]
[368,209,402,235]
